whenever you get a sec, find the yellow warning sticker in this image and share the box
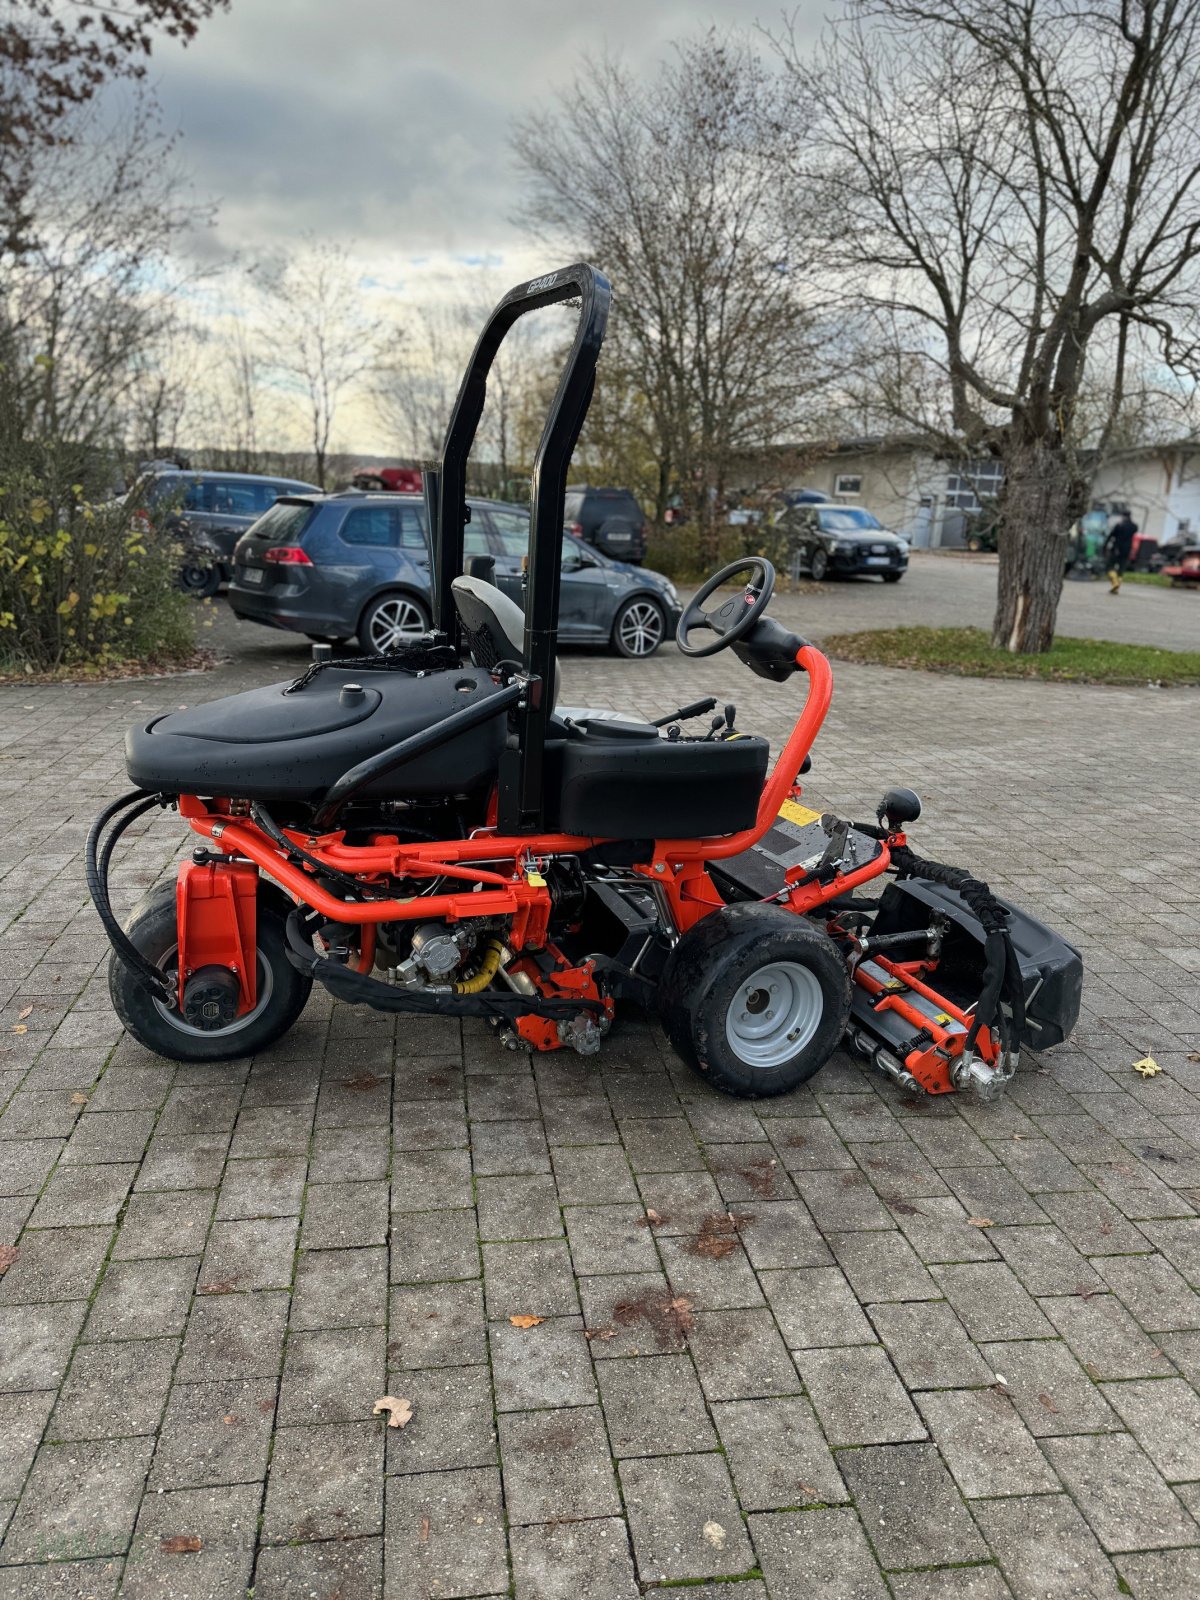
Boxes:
[779,799,822,827]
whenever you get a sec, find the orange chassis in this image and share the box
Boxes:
[172,645,993,1086]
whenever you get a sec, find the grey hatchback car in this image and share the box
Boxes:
[143,468,319,593]
[228,492,682,658]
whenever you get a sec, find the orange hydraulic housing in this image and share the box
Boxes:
[176,857,259,1014]
[850,952,999,1095]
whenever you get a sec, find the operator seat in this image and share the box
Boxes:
[451,576,561,706]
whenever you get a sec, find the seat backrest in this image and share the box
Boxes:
[451,576,560,707]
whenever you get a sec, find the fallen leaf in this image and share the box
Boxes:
[1037,1392,1059,1415]
[636,1209,665,1227]
[221,1413,239,1425]
[17,1005,32,1020]
[888,1198,921,1216]
[702,1520,727,1550]
[197,1278,238,1295]
[373,1395,413,1429]
[419,1515,430,1543]
[69,1092,87,1106]
[0,1245,18,1276]
[797,1482,819,1499]
[967,1217,994,1228]
[160,1535,202,1555]
[12,1024,26,1035]
[1188,1052,1200,1064]
[584,1326,616,1341]
[343,1072,385,1092]
[1133,1056,1162,1078]
[1074,1284,1102,1300]
[509,1314,544,1329]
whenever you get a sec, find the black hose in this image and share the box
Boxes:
[249,803,391,902]
[86,791,175,1000]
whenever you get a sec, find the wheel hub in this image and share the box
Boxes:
[181,966,241,1031]
[726,960,824,1067]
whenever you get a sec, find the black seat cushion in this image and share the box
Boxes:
[126,667,508,803]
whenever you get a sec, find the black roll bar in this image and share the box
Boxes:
[434,264,611,831]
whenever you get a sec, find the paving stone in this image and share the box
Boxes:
[60,1109,155,1166]
[619,1116,704,1172]
[48,1338,176,1441]
[498,1405,621,1524]
[916,1387,1060,1497]
[278,1325,386,1426]
[292,1246,388,1329]
[135,1135,229,1191]
[475,1173,563,1240]
[539,1093,619,1145]
[0,1197,33,1246]
[384,1363,496,1474]
[987,1223,1104,1296]
[466,1068,539,1121]
[619,1452,754,1583]
[0,1434,153,1562]
[110,1190,214,1262]
[596,1353,715,1456]
[887,1569,1014,1600]
[748,1506,889,1600]
[0,1226,112,1304]
[198,1216,297,1291]
[470,1118,550,1176]
[1139,1218,1200,1286]
[84,1255,198,1341]
[550,1144,638,1204]
[308,1123,390,1183]
[390,1207,479,1284]
[509,1517,640,1600]
[564,1202,660,1274]
[770,1116,856,1171]
[868,1300,995,1389]
[489,1315,597,1411]
[0,1300,86,1392]
[383,1466,506,1598]
[390,1147,474,1210]
[176,1291,288,1382]
[29,1162,135,1227]
[795,1346,926,1446]
[0,1091,83,1141]
[820,1092,902,1144]
[1115,1547,1200,1600]
[704,1143,798,1205]
[943,1167,1048,1227]
[890,1195,1002,1264]
[980,1339,1120,1437]
[482,1237,579,1319]
[214,1156,306,1220]
[687,1307,803,1400]
[0,1557,121,1597]
[931,1262,1054,1341]
[793,1168,894,1229]
[1100,1377,1200,1480]
[151,1376,276,1489]
[828,1229,938,1302]
[254,1535,383,1600]
[0,1390,54,1498]
[227,1101,313,1158]
[155,1086,241,1139]
[1042,1432,1196,1552]
[121,1480,259,1598]
[316,1072,391,1129]
[0,1139,63,1198]
[714,1394,846,1509]
[996,1135,1087,1193]
[656,1228,764,1311]
[1041,1291,1177,1379]
[262,1419,384,1543]
[301,1180,389,1250]
[732,1198,832,1269]
[972,1493,1122,1599]
[1097,1252,1200,1331]
[760,1263,877,1350]
[840,1442,988,1569]
[388,1281,486,1371]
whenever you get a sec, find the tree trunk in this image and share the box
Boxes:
[990,437,1076,654]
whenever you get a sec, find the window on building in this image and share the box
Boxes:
[834,473,862,497]
[946,459,1004,511]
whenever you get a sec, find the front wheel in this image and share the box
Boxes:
[611,596,666,658]
[809,547,829,582]
[360,592,431,653]
[109,885,312,1063]
[658,904,850,1097]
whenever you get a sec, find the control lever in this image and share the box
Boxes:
[652,696,718,728]
[724,703,736,733]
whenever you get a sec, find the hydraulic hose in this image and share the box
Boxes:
[86,790,175,1001]
[453,939,503,995]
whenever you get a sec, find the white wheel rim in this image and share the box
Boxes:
[618,600,663,656]
[726,961,823,1068]
[152,947,275,1038]
[369,597,426,650]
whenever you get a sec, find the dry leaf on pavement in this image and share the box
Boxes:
[17,1005,32,1020]
[11,1024,26,1034]
[0,1245,18,1276]
[419,1516,430,1543]
[1037,1392,1059,1414]
[509,1314,544,1329]
[1133,1056,1162,1078]
[69,1092,88,1106]
[373,1395,413,1429]
[967,1217,994,1228]
[702,1521,727,1549]
[160,1535,202,1555]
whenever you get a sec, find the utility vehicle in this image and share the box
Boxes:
[90,265,1081,1100]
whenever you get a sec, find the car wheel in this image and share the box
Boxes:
[611,596,666,658]
[179,561,220,598]
[360,592,431,653]
[809,547,829,582]
[882,572,903,583]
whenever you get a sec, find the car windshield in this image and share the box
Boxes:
[817,508,883,532]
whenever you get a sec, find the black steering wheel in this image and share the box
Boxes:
[676,558,776,657]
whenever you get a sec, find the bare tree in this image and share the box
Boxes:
[771,0,1200,652]
[262,241,373,488]
[514,33,820,554]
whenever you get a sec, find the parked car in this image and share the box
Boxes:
[564,485,647,563]
[228,492,682,658]
[775,503,908,582]
[138,468,319,596]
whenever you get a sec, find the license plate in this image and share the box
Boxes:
[866,556,890,567]
[242,568,264,585]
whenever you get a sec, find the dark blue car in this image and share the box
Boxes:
[229,492,681,658]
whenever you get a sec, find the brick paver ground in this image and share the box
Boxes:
[1,573,1198,1598]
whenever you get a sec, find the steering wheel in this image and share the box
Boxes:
[676,558,776,657]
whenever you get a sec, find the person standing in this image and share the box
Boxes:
[1105,511,1138,594]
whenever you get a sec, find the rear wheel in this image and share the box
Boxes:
[809,547,829,582]
[109,885,312,1063]
[611,596,666,658]
[360,592,431,653]
[659,904,850,1097]
[179,561,220,598]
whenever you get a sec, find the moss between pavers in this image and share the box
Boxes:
[822,626,1200,687]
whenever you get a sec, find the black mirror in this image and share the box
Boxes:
[878,787,922,828]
